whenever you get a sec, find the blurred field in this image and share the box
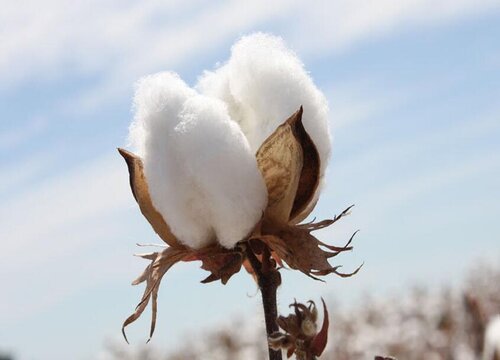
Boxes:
[93,264,500,360]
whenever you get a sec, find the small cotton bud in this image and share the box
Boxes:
[301,318,317,337]
[308,300,318,322]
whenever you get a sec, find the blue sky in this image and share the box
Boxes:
[1,1,500,359]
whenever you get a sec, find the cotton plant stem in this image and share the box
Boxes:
[246,246,283,360]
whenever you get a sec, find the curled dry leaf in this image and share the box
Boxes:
[256,220,361,281]
[122,247,189,343]
[122,243,246,341]
[119,107,361,342]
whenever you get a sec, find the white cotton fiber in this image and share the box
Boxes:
[196,33,331,181]
[129,72,267,249]
[483,315,500,360]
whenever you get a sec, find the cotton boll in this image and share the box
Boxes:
[173,96,268,248]
[197,33,331,182]
[130,72,267,249]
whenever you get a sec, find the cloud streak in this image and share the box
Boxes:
[0,152,132,271]
[0,117,47,152]
[2,0,498,106]
[292,0,500,55]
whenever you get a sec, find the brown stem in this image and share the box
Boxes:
[246,245,282,360]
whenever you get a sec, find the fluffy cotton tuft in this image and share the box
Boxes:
[127,34,330,247]
[129,72,267,249]
[483,315,500,360]
[196,33,331,180]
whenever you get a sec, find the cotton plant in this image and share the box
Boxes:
[119,33,360,360]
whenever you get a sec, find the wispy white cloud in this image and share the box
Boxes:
[0,152,132,271]
[0,151,55,198]
[73,0,296,111]
[292,0,500,55]
[332,107,500,181]
[0,0,198,86]
[362,150,500,212]
[0,150,141,322]
[321,106,500,253]
[0,218,131,322]
[0,117,47,151]
[2,0,498,107]
[326,81,409,129]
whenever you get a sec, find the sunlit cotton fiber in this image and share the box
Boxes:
[129,72,267,249]
[127,33,331,248]
[196,32,331,181]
